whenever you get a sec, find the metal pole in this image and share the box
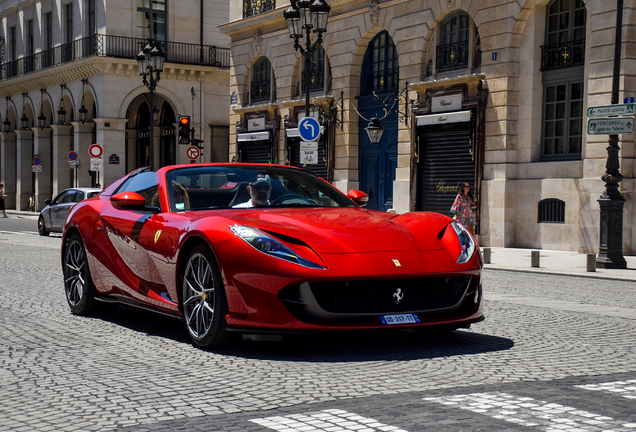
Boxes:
[597,0,626,269]
[148,85,154,171]
[304,26,312,119]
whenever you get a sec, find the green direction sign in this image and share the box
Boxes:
[587,103,635,117]
[587,117,635,135]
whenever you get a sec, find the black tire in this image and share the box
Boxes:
[181,245,236,349]
[63,233,97,315]
[38,216,50,236]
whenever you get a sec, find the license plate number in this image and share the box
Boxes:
[379,314,421,325]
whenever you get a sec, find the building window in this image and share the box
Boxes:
[541,0,586,70]
[45,13,53,50]
[251,57,271,103]
[538,198,565,223]
[243,0,275,18]
[9,26,16,61]
[25,20,34,72]
[88,0,96,36]
[65,4,73,43]
[361,30,398,96]
[437,12,470,71]
[137,0,167,42]
[302,46,325,94]
[542,81,583,159]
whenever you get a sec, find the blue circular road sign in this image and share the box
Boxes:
[69,151,78,161]
[298,117,321,141]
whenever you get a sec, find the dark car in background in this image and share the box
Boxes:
[38,188,102,236]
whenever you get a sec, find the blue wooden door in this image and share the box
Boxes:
[358,31,399,211]
[358,97,397,211]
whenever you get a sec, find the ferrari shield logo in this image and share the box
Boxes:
[393,259,401,267]
[154,230,162,243]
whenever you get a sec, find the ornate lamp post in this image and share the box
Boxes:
[597,0,627,269]
[135,39,165,170]
[284,0,331,119]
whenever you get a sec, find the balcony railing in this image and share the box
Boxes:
[436,40,470,71]
[243,0,275,18]
[541,40,585,71]
[0,34,230,81]
[251,79,271,102]
[363,67,399,96]
[301,68,326,93]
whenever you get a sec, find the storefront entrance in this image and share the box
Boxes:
[415,120,475,216]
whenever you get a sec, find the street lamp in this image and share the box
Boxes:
[135,38,165,170]
[597,0,627,268]
[284,0,331,118]
[364,117,385,144]
[58,84,67,124]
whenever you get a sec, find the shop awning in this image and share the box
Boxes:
[416,110,471,126]
[237,131,270,142]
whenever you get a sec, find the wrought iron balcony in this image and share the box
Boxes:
[244,0,276,18]
[541,40,585,71]
[251,79,271,102]
[436,40,470,71]
[0,34,230,81]
[363,67,399,96]
[301,68,326,93]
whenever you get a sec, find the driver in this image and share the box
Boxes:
[233,174,272,208]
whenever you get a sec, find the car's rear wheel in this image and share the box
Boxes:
[182,245,235,349]
[38,216,50,236]
[63,233,97,315]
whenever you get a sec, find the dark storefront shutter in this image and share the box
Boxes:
[289,136,328,180]
[239,140,270,163]
[416,122,474,216]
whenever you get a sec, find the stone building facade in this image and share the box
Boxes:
[0,0,231,211]
[221,0,636,254]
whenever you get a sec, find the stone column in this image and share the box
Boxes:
[94,118,128,187]
[33,127,53,210]
[0,132,17,209]
[51,124,74,196]
[72,122,94,188]
[15,129,33,211]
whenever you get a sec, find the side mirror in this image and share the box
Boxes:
[44,199,52,206]
[110,191,148,210]
[347,189,369,207]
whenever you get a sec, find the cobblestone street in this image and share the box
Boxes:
[1,233,635,431]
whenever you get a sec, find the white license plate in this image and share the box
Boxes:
[379,314,421,325]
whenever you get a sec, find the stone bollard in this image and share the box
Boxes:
[587,253,596,272]
[531,250,540,267]
[482,247,491,264]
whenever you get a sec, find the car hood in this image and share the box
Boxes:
[216,207,445,253]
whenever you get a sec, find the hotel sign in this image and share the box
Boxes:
[431,94,463,113]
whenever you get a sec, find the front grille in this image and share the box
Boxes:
[279,276,475,324]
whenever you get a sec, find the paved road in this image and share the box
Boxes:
[0,233,635,432]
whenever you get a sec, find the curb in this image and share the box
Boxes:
[485,265,636,283]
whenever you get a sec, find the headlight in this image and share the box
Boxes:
[450,221,476,264]
[230,226,325,269]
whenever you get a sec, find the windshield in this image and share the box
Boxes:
[165,165,356,212]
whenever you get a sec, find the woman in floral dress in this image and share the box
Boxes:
[450,182,476,235]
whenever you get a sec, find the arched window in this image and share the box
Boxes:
[361,30,398,96]
[542,0,586,70]
[302,46,325,94]
[436,12,471,71]
[251,57,271,103]
[541,0,586,160]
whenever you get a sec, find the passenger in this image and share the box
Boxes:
[233,174,272,208]
[172,182,190,210]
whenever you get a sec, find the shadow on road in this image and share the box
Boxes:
[97,305,513,362]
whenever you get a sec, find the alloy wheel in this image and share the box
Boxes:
[183,252,216,339]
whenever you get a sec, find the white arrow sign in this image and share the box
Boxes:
[587,103,635,118]
[587,117,635,135]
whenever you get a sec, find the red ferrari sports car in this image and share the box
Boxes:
[62,163,483,348]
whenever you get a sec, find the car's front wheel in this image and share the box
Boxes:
[63,233,97,315]
[38,216,49,236]
[181,245,235,349]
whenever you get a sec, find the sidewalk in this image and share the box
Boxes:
[483,247,636,282]
[5,209,39,219]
